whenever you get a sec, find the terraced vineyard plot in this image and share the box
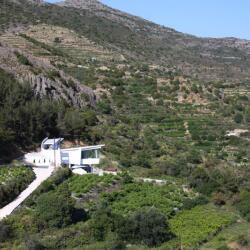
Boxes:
[168,205,235,249]
[200,220,250,250]
[0,166,35,208]
[102,182,197,216]
[67,174,120,197]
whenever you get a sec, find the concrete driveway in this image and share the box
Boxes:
[0,166,54,220]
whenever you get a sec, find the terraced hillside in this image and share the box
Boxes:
[0,0,249,249]
[1,0,250,83]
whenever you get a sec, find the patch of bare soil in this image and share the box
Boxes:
[228,241,246,250]
[61,140,86,149]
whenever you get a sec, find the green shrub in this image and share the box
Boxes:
[35,185,75,228]
[90,204,115,241]
[14,51,32,66]
[236,190,250,221]
[97,100,112,114]
[182,195,209,209]
[234,113,243,123]
[117,208,174,247]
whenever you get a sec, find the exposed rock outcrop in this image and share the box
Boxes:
[0,42,96,108]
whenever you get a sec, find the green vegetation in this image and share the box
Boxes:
[168,205,235,248]
[236,190,250,221]
[0,68,98,161]
[201,221,250,250]
[14,51,32,66]
[35,185,77,228]
[102,181,196,217]
[67,174,119,197]
[0,169,246,250]
[117,208,173,247]
[0,166,35,208]
[0,0,249,249]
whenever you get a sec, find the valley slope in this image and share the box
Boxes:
[0,1,249,249]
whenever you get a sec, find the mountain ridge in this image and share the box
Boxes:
[54,0,250,83]
[1,0,250,84]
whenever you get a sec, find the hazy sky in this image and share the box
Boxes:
[47,0,250,40]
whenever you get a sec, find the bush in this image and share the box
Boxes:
[190,167,219,195]
[117,208,173,247]
[234,113,243,123]
[182,195,209,210]
[35,185,75,228]
[97,100,112,114]
[212,192,226,206]
[90,206,113,241]
[14,51,32,66]
[236,190,250,221]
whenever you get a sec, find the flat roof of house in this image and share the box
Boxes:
[42,138,64,145]
[61,145,105,152]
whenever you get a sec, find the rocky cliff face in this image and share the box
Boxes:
[0,38,96,108]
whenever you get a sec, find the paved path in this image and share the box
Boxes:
[0,166,54,220]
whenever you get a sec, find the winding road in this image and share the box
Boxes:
[0,166,54,220]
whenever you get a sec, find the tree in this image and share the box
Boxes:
[117,208,173,247]
[90,203,115,241]
[35,186,75,228]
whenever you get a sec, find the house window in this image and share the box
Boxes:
[81,150,98,159]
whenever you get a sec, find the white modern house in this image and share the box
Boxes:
[24,138,104,173]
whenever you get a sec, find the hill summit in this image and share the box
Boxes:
[58,0,107,10]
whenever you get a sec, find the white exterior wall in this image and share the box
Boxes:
[24,138,104,168]
[61,148,82,166]
[82,158,100,165]
[25,148,62,167]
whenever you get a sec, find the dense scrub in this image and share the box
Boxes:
[0,166,35,208]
